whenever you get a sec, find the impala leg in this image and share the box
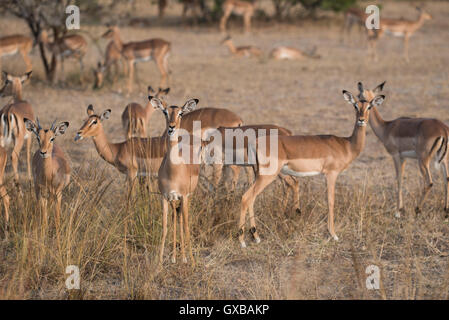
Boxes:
[0,168,9,236]
[393,155,406,218]
[21,51,32,73]
[326,172,339,241]
[243,13,252,34]
[156,58,168,89]
[212,163,223,189]
[239,174,277,247]
[171,201,177,263]
[55,192,62,233]
[159,198,169,264]
[403,34,410,63]
[229,165,240,189]
[127,60,134,95]
[179,205,186,263]
[181,196,194,265]
[220,11,231,33]
[39,196,48,227]
[282,175,300,214]
[79,58,84,84]
[11,138,24,192]
[441,160,449,218]
[26,136,31,180]
[416,160,433,215]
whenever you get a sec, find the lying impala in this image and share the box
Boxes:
[102,26,171,94]
[270,46,321,60]
[121,86,170,139]
[220,0,255,34]
[360,81,449,218]
[151,97,202,264]
[368,7,432,62]
[0,71,34,185]
[0,34,33,72]
[221,36,262,58]
[40,30,88,83]
[25,119,70,230]
[236,88,385,247]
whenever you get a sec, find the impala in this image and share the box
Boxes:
[341,7,368,43]
[75,105,167,192]
[39,30,88,83]
[221,36,262,58]
[121,86,170,139]
[24,118,70,230]
[0,71,34,185]
[150,96,202,264]
[102,26,171,94]
[361,81,449,218]
[236,88,385,247]
[269,46,320,60]
[93,40,125,89]
[0,34,33,73]
[220,0,255,34]
[0,146,9,236]
[368,7,432,62]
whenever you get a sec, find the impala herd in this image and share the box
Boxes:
[0,4,442,266]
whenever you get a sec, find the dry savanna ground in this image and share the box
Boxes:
[0,0,449,299]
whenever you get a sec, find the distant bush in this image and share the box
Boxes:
[273,0,357,19]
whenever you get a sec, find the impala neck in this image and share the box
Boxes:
[42,153,54,180]
[12,83,23,102]
[112,31,124,52]
[91,125,117,165]
[349,117,367,157]
[368,106,386,141]
[144,101,156,121]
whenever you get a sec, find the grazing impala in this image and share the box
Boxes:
[221,36,262,58]
[0,34,33,72]
[220,0,255,34]
[24,119,70,230]
[236,88,385,247]
[270,46,320,60]
[0,71,34,185]
[368,7,432,62]
[39,30,88,83]
[75,105,167,192]
[121,86,170,139]
[360,81,449,218]
[93,40,125,89]
[102,26,171,94]
[0,146,10,236]
[150,96,202,264]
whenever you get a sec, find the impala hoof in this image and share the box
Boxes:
[332,235,339,241]
[394,211,401,218]
[295,208,301,215]
[171,257,176,264]
[182,257,187,264]
[240,241,247,248]
[415,207,421,215]
[254,237,261,244]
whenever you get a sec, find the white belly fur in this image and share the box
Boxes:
[400,150,417,158]
[281,165,320,177]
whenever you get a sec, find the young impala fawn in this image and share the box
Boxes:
[236,88,385,247]
[24,119,70,230]
[102,26,171,94]
[150,96,202,264]
[368,7,432,62]
[220,0,255,34]
[0,71,34,187]
[39,30,88,83]
[0,34,33,72]
[221,36,262,58]
[361,81,449,218]
[121,86,170,139]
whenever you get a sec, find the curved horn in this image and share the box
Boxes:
[357,82,365,100]
[50,119,57,131]
[36,117,42,130]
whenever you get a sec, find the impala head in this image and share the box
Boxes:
[148,86,170,99]
[92,62,106,89]
[417,7,432,20]
[220,35,232,45]
[149,96,198,137]
[358,81,386,102]
[25,118,69,158]
[102,26,120,39]
[343,84,385,127]
[0,71,32,98]
[74,105,111,141]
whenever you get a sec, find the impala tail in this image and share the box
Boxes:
[0,110,17,147]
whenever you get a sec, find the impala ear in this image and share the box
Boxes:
[182,99,198,113]
[149,96,165,111]
[20,71,32,83]
[342,90,356,105]
[369,95,385,109]
[373,81,386,93]
[87,104,94,116]
[24,118,38,135]
[54,122,69,136]
[148,86,156,95]
[100,109,111,120]
[160,87,170,95]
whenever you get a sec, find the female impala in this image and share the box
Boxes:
[221,36,262,58]
[0,71,34,185]
[361,82,449,218]
[24,119,70,230]
[270,46,321,60]
[40,30,88,83]
[0,34,33,72]
[121,86,170,139]
[75,105,167,192]
[102,26,171,94]
[368,8,432,62]
[236,88,385,247]
[150,96,202,265]
[220,0,255,34]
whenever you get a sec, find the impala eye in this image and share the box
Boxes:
[91,119,97,125]
[50,137,55,142]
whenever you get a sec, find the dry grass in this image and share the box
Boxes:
[0,0,449,299]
